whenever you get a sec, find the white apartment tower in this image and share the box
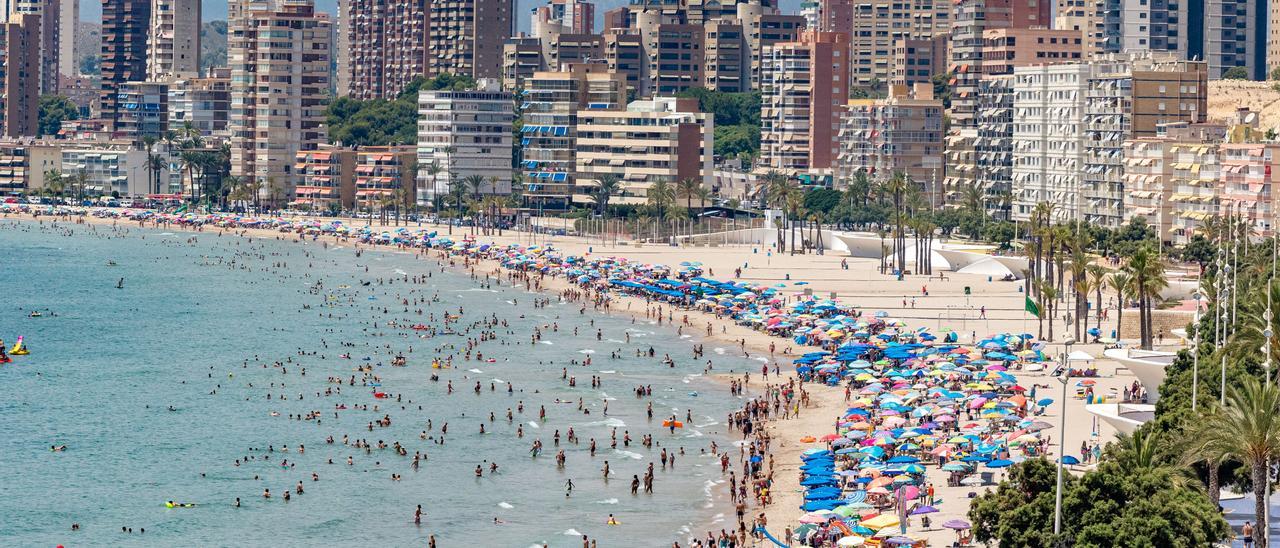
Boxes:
[147,0,202,80]
[1010,63,1091,222]
[415,79,515,205]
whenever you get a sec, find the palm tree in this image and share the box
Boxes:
[1184,378,1280,548]
[1038,279,1059,341]
[785,189,804,255]
[1228,279,1280,372]
[142,135,158,195]
[960,184,985,217]
[590,174,621,218]
[1087,264,1109,335]
[423,161,442,211]
[676,177,701,220]
[447,177,466,235]
[43,169,65,198]
[884,171,911,274]
[647,180,675,223]
[1109,272,1133,342]
[1125,245,1168,349]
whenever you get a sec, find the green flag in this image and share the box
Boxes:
[1025,295,1041,318]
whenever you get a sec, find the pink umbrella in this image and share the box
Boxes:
[900,485,921,500]
[968,397,988,409]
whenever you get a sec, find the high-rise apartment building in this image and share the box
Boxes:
[0,13,39,137]
[115,80,169,144]
[415,79,514,204]
[168,75,232,139]
[575,96,713,204]
[759,31,850,177]
[426,0,514,81]
[837,83,945,203]
[1184,0,1264,79]
[519,64,626,211]
[949,0,1052,129]
[101,0,151,130]
[10,0,59,94]
[57,0,75,79]
[341,0,427,100]
[1054,0,1109,55]
[502,36,544,91]
[835,0,951,89]
[1082,54,1207,226]
[1010,62,1091,222]
[147,0,201,81]
[228,0,332,205]
[532,0,594,38]
[891,35,947,87]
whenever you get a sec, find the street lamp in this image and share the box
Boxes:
[1054,337,1076,538]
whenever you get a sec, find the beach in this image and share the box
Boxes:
[0,208,1154,546]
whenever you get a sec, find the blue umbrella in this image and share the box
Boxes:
[886,455,920,464]
[986,459,1014,469]
[1059,455,1080,465]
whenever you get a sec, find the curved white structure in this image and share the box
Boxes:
[1104,348,1179,401]
[1085,403,1156,435]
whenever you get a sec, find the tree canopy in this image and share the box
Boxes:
[970,457,1229,547]
[38,95,79,137]
[326,74,478,147]
[676,88,761,162]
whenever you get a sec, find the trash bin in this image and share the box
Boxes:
[964,286,971,295]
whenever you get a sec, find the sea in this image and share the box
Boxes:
[0,218,761,547]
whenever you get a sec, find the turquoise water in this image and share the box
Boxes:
[0,219,755,546]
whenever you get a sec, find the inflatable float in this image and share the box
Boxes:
[10,336,29,355]
[799,436,816,443]
[661,420,684,428]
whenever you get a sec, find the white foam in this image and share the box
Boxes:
[613,449,643,460]
[584,417,626,428]
[578,349,595,354]
[680,334,692,339]
[468,368,483,373]
[606,339,625,344]
[493,378,506,384]
[498,501,514,509]
[713,348,726,355]
[754,356,769,363]
[539,341,554,345]
[563,529,583,536]
[527,421,540,429]
[594,498,619,504]
[394,269,408,275]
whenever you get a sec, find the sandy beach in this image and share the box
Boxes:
[6,209,1165,546]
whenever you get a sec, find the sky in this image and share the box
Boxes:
[83,1,803,33]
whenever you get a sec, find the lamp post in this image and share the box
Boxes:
[1053,337,1076,538]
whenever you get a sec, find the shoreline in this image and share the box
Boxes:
[6,210,828,545]
[5,209,1142,547]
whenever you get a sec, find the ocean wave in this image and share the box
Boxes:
[713,348,726,355]
[578,349,595,354]
[539,341,554,345]
[613,449,643,459]
[563,529,583,536]
[468,368,483,373]
[394,269,408,275]
[583,417,626,428]
[498,501,514,509]
[593,498,619,504]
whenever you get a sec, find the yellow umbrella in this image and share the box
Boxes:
[861,514,901,531]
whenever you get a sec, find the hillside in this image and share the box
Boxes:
[1207,80,1280,129]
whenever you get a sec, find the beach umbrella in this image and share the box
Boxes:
[986,459,1014,469]
[836,535,867,547]
[860,514,900,531]
[1059,455,1080,465]
[910,505,939,515]
[943,519,972,530]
